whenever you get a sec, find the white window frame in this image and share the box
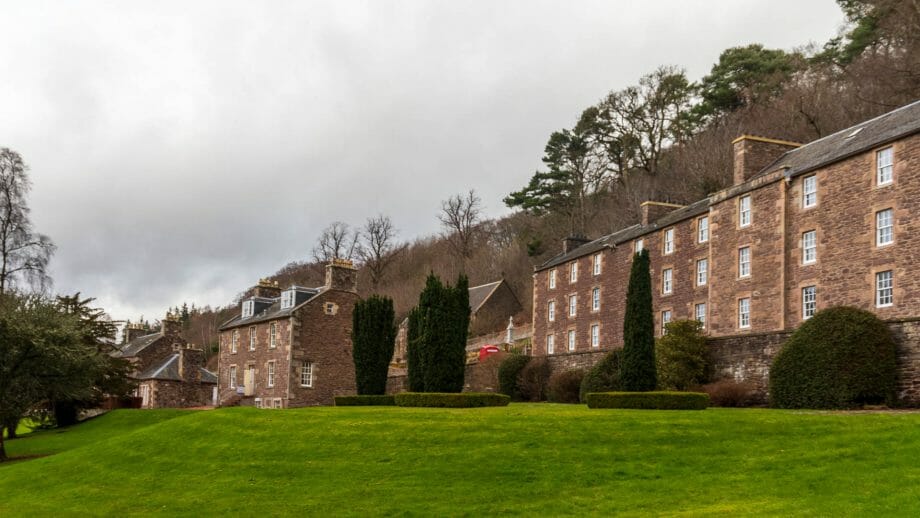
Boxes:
[593,254,602,275]
[249,326,256,351]
[738,298,751,329]
[663,228,675,255]
[696,258,707,286]
[802,231,817,264]
[877,147,893,186]
[739,195,752,227]
[590,324,599,348]
[592,287,600,311]
[567,329,576,352]
[548,300,555,322]
[570,262,578,283]
[695,303,706,328]
[300,361,314,388]
[662,268,672,295]
[272,398,282,409]
[739,247,751,278]
[876,208,894,247]
[229,365,237,389]
[661,310,672,335]
[549,269,556,289]
[803,175,817,208]
[267,361,275,388]
[231,330,238,353]
[242,300,254,318]
[269,322,277,348]
[280,290,295,309]
[876,270,893,308]
[635,239,644,253]
[568,295,577,317]
[802,286,816,320]
[546,334,555,355]
[698,216,709,243]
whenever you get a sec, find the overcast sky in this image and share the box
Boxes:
[0,1,844,321]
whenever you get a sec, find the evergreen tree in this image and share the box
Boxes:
[408,273,471,393]
[443,275,471,392]
[620,249,656,391]
[406,307,424,392]
[351,295,397,395]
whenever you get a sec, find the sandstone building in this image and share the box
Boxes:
[217,259,360,408]
[531,100,920,402]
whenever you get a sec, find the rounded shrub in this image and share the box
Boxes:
[769,306,898,409]
[498,354,531,401]
[656,319,710,391]
[585,391,709,410]
[547,369,585,404]
[393,392,510,408]
[580,350,623,403]
[518,357,551,402]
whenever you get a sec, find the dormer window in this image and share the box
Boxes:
[281,290,295,309]
[242,300,255,318]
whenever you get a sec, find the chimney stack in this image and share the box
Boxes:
[123,322,149,344]
[253,278,282,299]
[732,135,800,185]
[562,235,591,254]
[325,258,358,292]
[640,201,684,226]
[162,312,181,337]
[177,346,204,383]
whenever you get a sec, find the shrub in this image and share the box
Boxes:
[547,369,585,404]
[334,395,396,406]
[769,306,898,409]
[518,357,551,402]
[580,350,623,402]
[498,354,531,401]
[585,391,709,410]
[621,249,656,391]
[656,320,710,391]
[351,295,397,395]
[394,392,510,408]
[702,380,759,407]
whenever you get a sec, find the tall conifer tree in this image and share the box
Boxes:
[621,249,657,391]
[351,295,397,395]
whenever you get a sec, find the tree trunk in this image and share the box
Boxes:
[3,418,16,439]
[0,427,7,462]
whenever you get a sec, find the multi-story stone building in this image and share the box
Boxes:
[531,100,920,401]
[217,259,360,408]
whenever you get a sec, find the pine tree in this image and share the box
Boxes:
[620,249,657,391]
[351,295,397,395]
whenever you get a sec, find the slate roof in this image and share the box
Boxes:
[114,332,162,358]
[219,287,320,330]
[468,280,503,313]
[137,353,218,384]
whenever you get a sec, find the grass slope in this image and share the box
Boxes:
[2,406,920,516]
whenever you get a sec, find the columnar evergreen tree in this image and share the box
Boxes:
[406,307,424,392]
[351,295,397,395]
[620,249,657,391]
[406,273,471,393]
[443,275,470,392]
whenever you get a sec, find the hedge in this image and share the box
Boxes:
[585,391,709,410]
[580,349,623,402]
[394,392,510,408]
[334,395,396,406]
[498,354,532,401]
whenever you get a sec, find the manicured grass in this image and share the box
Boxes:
[2,405,920,515]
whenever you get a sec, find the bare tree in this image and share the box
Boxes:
[358,214,404,289]
[438,190,483,265]
[312,221,359,263]
[0,149,54,295]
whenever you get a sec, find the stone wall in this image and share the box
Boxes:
[142,379,214,408]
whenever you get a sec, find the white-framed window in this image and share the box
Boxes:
[590,324,599,348]
[738,298,751,328]
[300,361,314,387]
[695,303,706,328]
[802,231,817,264]
[696,258,708,286]
[877,208,894,246]
[635,239,644,253]
[876,270,894,307]
[698,216,709,243]
[254,398,262,409]
[549,269,556,289]
[570,262,578,283]
[593,254,602,275]
[547,300,555,322]
[803,175,817,208]
[231,330,239,353]
[661,310,672,335]
[229,365,237,389]
[567,329,576,352]
[280,290,295,309]
[546,334,555,355]
[877,147,893,186]
[802,286,817,319]
[592,287,600,311]
[272,399,282,409]
[269,322,277,348]
[739,247,751,278]
[663,228,675,255]
[249,326,256,351]
[662,268,673,294]
[568,295,577,317]
[267,361,275,388]
[739,195,752,227]
[242,300,254,318]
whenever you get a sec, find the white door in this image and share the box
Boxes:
[244,366,255,396]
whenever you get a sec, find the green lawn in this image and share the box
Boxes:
[1,405,919,516]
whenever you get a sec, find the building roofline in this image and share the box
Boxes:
[731,134,802,147]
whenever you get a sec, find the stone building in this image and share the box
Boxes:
[531,100,920,403]
[217,259,360,408]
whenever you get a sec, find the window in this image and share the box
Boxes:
[280,290,295,309]
[568,295,577,317]
[635,239,644,253]
[696,258,708,286]
[876,270,894,307]
[570,262,578,283]
[242,300,254,318]
[593,254,602,275]
[738,298,751,328]
[549,269,556,289]
[803,175,817,208]
[547,300,555,322]
[877,147,893,185]
[662,268,672,294]
[546,334,555,355]
[739,247,751,278]
[592,287,600,311]
[590,324,599,348]
[877,208,894,246]
[272,399,282,409]
[739,195,752,227]
[567,330,576,352]
[695,303,706,328]
[300,361,314,387]
[802,231,817,264]
[229,366,237,389]
[661,310,672,335]
[802,286,816,319]
[269,323,277,348]
[663,228,675,255]
[254,398,262,409]
[267,361,275,388]
[231,330,239,353]
[698,216,709,243]
[249,326,256,351]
